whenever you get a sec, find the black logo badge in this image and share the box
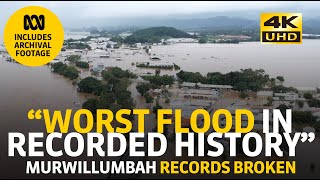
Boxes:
[24,15,45,30]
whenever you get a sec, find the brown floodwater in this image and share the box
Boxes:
[1,39,320,178]
[0,60,102,178]
[85,40,320,87]
[150,40,320,87]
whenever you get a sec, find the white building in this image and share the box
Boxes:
[179,89,220,100]
[181,82,197,88]
[257,91,273,99]
[180,82,233,91]
[166,38,198,44]
[86,49,109,59]
[197,83,233,90]
[274,92,299,101]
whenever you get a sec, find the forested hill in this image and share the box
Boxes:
[124,26,195,44]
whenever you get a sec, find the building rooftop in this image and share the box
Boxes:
[257,91,273,96]
[180,89,219,96]
[274,92,298,96]
[153,89,162,93]
[197,83,233,89]
[181,82,197,87]
[181,82,233,89]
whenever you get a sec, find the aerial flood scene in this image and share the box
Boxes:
[0,1,320,179]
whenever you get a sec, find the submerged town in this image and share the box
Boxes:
[1,27,320,164]
[2,27,320,132]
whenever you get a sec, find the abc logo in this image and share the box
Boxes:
[4,6,64,66]
[24,15,45,30]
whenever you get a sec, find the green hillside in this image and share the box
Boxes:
[124,26,196,44]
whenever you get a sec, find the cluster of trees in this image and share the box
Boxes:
[176,71,204,84]
[173,63,180,70]
[144,93,154,105]
[136,83,162,105]
[297,100,304,108]
[277,104,320,132]
[66,55,89,69]
[80,67,136,118]
[136,83,159,96]
[276,76,285,82]
[307,98,320,108]
[51,62,79,80]
[136,63,174,70]
[141,75,175,86]
[109,36,124,44]
[101,67,137,80]
[198,37,207,44]
[66,55,81,63]
[82,78,134,118]
[296,92,320,108]
[125,36,162,44]
[292,111,317,124]
[304,93,313,100]
[77,77,102,94]
[177,68,270,91]
[136,63,180,71]
[75,61,89,69]
[271,85,298,93]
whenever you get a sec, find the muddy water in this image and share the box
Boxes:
[0,60,106,178]
[85,40,320,87]
[1,38,320,178]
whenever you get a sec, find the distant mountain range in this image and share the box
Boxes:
[72,16,320,35]
[129,16,258,32]
[303,18,320,34]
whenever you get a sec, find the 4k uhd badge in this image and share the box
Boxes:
[260,13,302,44]
[4,6,64,66]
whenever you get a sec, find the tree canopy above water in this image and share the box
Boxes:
[176,68,270,91]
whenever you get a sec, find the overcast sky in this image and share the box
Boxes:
[2,1,319,18]
[1,1,320,36]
